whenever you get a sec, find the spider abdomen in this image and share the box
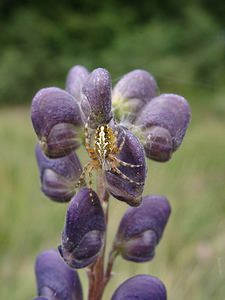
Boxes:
[94,125,115,165]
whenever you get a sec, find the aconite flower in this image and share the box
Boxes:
[31,67,149,206]
[35,144,82,202]
[30,65,191,300]
[114,195,171,262]
[111,274,167,300]
[135,93,191,162]
[58,188,105,268]
[35,249,83,300]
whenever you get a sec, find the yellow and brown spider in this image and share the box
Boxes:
[77,122,143,200]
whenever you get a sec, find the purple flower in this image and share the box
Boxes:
[31,66,191,205]
[58,188,105,268]
[31,87,82,158]
[35,249,83,300]
[114,195,171,262]
[135,93,191,162]
[31,66,149,206]
[35,144,82,202]
[81,68,113,128]
[111,274,167,300]
[65,65,89,102]
[105,127,146,206]
[112,69,158,122]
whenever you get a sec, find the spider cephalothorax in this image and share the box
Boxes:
[77,123,143,197]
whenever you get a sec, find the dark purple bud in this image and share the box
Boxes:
[112,69,158,122]
[114,195,171,262]
[81,68,112,128]
[36,144,82,202]
[65,65,89,101]
[31,87,82,157]
[111,275,167,300]
[35,249,83,300]
[136,93,191,162]
[59,188,105,268]
[105,127,146,207]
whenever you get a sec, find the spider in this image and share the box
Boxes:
[77,122,143,201]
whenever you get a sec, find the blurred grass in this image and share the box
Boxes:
[0,87,225,299]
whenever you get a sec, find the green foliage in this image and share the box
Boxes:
[101,8,225,89]
[0,3,224,105]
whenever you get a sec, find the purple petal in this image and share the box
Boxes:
[112,69,158,122]
[105,127,146,206]
[115,195,171,262]
[36,144,82,202]
[59,188,105,268]
[81,68,112,128]
[31,87,82,156]
[111,275,167,300]
[65,65,89,101]
[136,93,191,161]
[35,249,83,300]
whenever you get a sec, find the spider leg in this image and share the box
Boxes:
[84,122,96,158]
[117,127,127,153]
[75,162,90,188]
[110,155,142,168]
[112,166,143,186]
[112,126,127,154]
[75,162,96,204]
[87,167,97,205]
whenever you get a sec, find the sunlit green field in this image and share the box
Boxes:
[0,90,225,299]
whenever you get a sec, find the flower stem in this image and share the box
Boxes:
[87,173,117,300]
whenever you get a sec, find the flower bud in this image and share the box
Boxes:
[105,127,146,207]
[31,87,82,157]
[81,68,112,128]
[136,93,191,162]
[35,249,83,300]
[58,188,105,268]
[36,144,82,202]
[111,275,167,300]
[114,195,171,262]
[112,69,158,122]
[65,65,89,102]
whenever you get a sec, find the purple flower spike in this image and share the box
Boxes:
[65,65,89,102]
[111,275,167,300]
[59,188,105,268]
[81,68,112,128]
[105,127,146,207]
[114,195,171,262]
[33,297,49,300]
[136,93,191,162]
[31,87,82,157]
[35,249,83,300]
[36,144,82,202]
[112,69,158,121]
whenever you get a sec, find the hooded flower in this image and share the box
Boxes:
[114,195,171,262]
[111,274,167,300]
[35,249,83,300]
[58,188,105,269]
[31,65,191,205]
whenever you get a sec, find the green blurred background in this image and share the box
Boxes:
[0,1,225,299]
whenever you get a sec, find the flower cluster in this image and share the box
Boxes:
[31,65,191,299]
